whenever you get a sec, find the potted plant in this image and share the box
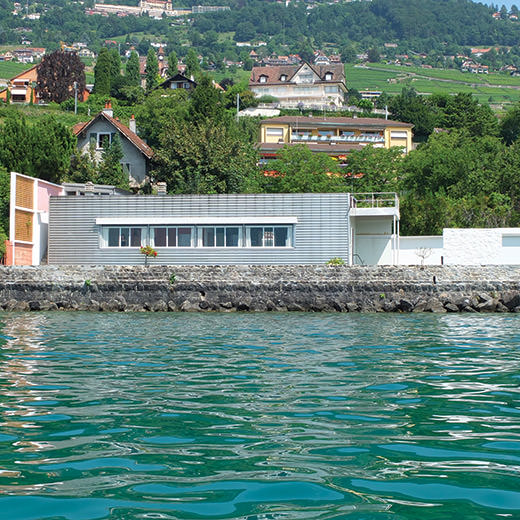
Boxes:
[140,245,158,266]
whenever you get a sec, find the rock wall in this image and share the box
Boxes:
[2,265,520,313]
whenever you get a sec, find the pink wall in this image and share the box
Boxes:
[38,182,64,212]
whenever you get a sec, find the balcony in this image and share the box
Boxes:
[349,192,399,218]
[291,133,385,144]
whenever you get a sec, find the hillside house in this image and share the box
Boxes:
[258,116,413,161]
[249,62,347,110]
[72,103,153,187]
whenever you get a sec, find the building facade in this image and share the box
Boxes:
[259,116,414,160]
[48,193,359,265]
[73,105,153,187]
[249,62,347,109]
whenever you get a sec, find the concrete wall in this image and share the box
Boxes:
[352,217,395,265]
[399,228,520,266]
[399,236,444,265]
[2,264,520,313]
[444,228,520,265]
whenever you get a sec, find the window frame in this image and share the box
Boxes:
[199,226,242,248]
[151,226,194,248]
[245,225,293,248]
[101,226,146,248]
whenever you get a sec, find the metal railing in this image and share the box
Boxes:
[350,192,399,209]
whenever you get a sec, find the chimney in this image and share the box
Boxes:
[129,114,137,134]
[103,100,113,118]
[156,182,167,195]
[84,181,95,196]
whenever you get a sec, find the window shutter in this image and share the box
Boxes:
[110,132,116,144]
[89,132,96,145]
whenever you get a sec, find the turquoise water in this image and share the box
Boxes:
[0,312,520,519]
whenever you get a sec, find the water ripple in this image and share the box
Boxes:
[0,312,519,518]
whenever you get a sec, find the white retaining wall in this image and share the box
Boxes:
[399,228,520,265]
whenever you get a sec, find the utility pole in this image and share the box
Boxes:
[74,81,78,115]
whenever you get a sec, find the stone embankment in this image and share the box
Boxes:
[2,265,520,313]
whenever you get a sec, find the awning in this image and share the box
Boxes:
[96,216,298,226]
[11,89,27,96]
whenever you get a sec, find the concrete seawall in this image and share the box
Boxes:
[2,265,520,313]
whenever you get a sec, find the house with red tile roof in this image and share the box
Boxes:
[72,102,153,187]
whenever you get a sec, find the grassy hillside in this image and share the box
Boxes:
[0,62,35,81]
[345,65,520,105]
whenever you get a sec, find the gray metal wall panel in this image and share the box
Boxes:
[48,193,350,265]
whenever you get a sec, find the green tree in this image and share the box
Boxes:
[0,167,10,248]
[389,87,437,141]
[262,145,344,193]
[153,119,259,194]
[356,98,373,114]
[167,50,178,75]
[145,47,159,92]
[367,47,380,63]
[135,89,190,149]
[297,38,314,63]
[432,93,499,138]
[109,48,122,83]
[185,48,200,78]
[340,43,357,64]
[37,50,86,103]
[500,102,520,145]
[93,47,112,97]
[346,146,404,192]
[126,50,140,87]
[31,117,76,183]
[98,134,129,189]
[0,113,32,175]
[189,75,226,125]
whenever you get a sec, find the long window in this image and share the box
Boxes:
[152,227,193,247]
[105,227,144,247]
[101,224,293,249]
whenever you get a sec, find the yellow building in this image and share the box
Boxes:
[0,65,39,104]
[259,116,413,161]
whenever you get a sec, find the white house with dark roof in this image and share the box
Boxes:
[72,102,153,187]
[249,61,347,109]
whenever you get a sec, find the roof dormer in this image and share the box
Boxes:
[280,74,288,82]
[324,72,333,81]
[259,74,268,83]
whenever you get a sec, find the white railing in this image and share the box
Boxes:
[350,192,399,209]
[291,133,385,144]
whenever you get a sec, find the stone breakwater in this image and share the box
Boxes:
[2,265,520,313]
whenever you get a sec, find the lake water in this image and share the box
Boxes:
[0,312,519,519]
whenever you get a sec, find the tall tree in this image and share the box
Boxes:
[31,117,75,183]
[37,50,86,104]
[168,50,178,76]
[500,102,520,145]
[98,134,129,189]
[189,75,226,125]
[0,113,32,175]
[185,48,200,78]
[109,47,122,83]
[145,47,159,92]
[126,50,140,87]
[93,47,112,96]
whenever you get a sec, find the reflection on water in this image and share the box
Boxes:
[0,312,519,519]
